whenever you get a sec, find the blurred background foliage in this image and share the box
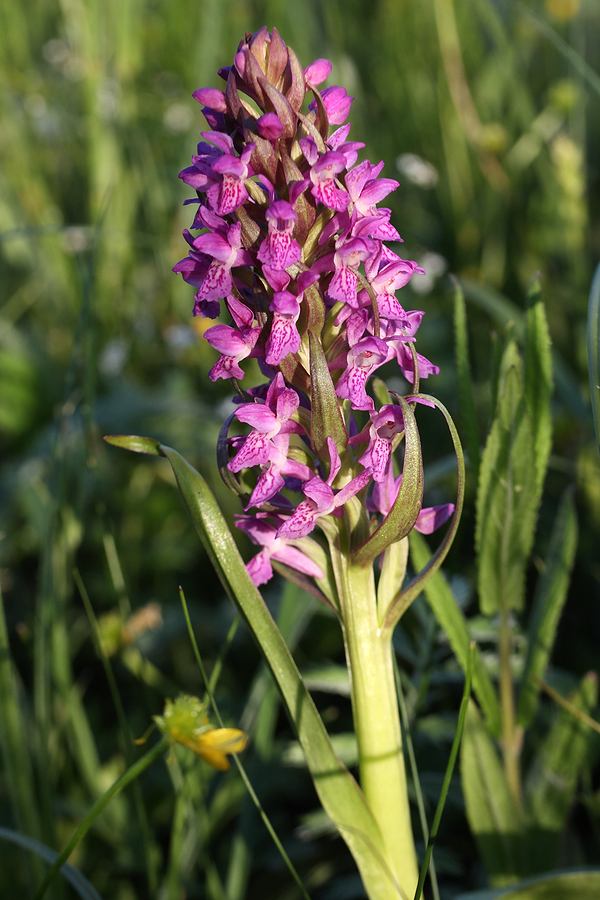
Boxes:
[1,0,599,897]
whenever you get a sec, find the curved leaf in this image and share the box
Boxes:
[382,395,465,628]
[151,442,403,900]
[456,869,600,900]
[353,397,423,568]
[0,827,102,900]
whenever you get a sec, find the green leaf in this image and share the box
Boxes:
[460,703,526,885]
[353,397,423,567]
[524,279,553,496]
[525,673,598,867]
[103,434,161,455]
[382,395,465,628]
[588,263,600,451]
[475,342,539,614]
[409,532,500,736]
[453,278,481,484]
[308,331,347,460]
[0,589,40,844]
[150,442,402,900]
[0,827,102,900]
[455,869,600,899]
[518,491,578,727]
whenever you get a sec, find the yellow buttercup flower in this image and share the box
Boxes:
[155,695,248,771]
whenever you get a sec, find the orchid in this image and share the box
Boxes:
[168,28,465,900]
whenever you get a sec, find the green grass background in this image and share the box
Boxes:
[1,0,599,897]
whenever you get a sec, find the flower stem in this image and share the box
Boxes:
[337,555,418,899]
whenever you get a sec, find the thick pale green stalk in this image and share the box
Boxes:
[335,553,418,898]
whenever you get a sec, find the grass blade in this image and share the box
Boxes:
[0,827,102,900]
[414,643,474,900]
[409,532,500,736]
[588,263,600,451]
[517,491,578,727]
[453,277,481,484]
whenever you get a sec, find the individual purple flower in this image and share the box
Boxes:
[236,513,324,587]
[228,373,300,472]
[358,405,406,482]
[336,336,389,410]
[189,221,253,304]
[204,322,261,381]
[309,151,349,211]
[207,144,254,215]
[327,238,374,305]
[277,439,372,539]
[313,86,354,125]
[257,200,301,271]
[265,291,301,365]
[345,160,399,218]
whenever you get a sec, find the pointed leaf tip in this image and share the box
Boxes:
[103,434,162,456]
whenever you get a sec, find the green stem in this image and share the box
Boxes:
[34,737,169,900]
[336,555,418,899]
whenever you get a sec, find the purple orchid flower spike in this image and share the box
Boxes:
[173,33,463,897]
[235,513,324,587]
[174,26,452,599]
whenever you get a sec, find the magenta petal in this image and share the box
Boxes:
[304,58,332,86]
[414,503,455,535]
[275,386,299,422]
[303,477,334,512]
[360,436,391,482]
[247,550,274,586]
[193,231,232,262]
[333,470,372,508]
[247,465,285,508]
[204,324,247,356]
[326,437,341,485]
[257,112,283,140]
[192,87,227,111]
[272,544,324,580]
[266,317,301,365]
[320,86,353,125]
[328,265,358,304]
[228,431,272,471]
[209,355,245,381]
[234,403,279,432]
[277,501,320,539]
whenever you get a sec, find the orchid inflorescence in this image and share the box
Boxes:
[174,27,454,594]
